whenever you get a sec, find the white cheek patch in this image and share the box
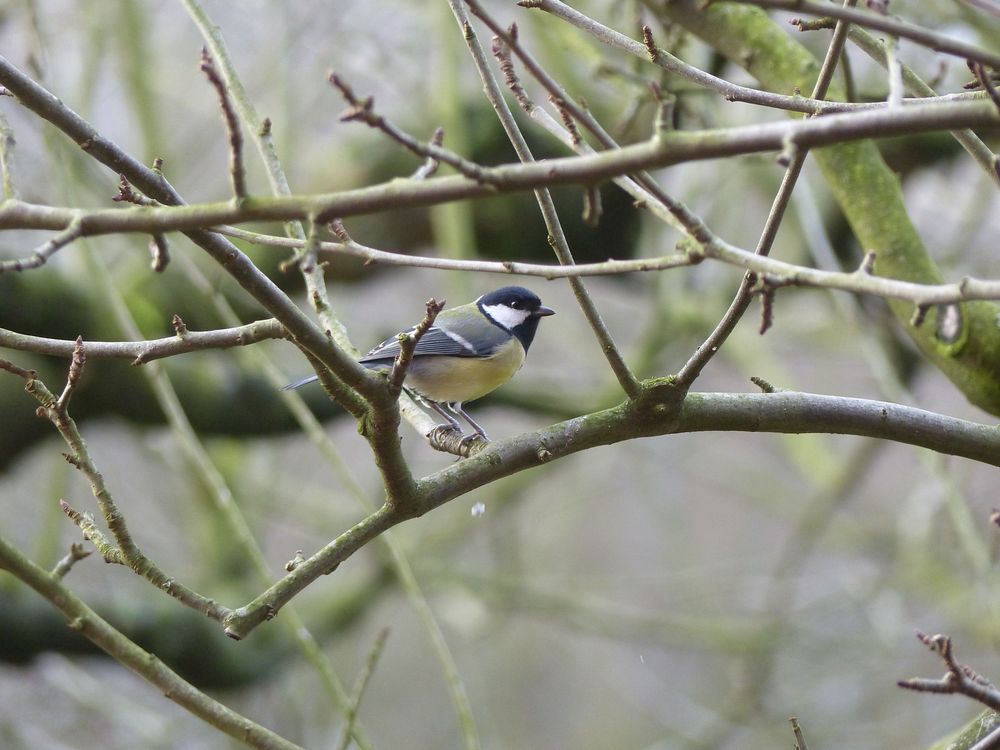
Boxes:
[481,303,531,331]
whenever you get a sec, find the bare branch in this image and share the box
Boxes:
[0,98,994,241]
[217,211,1000,311]
[789,716,810,750]
[411,126,446,180]
[56,336,86,411]
[329,71,491,183]
[899,632,1000,712]
[0,54,373,409]
[462,0,642,400]
[0,111,18,200]
[335,629,390,750]
[734,0,1000,68]
[524,0,978,115]
[387,298,445,397]
[848,27,1000,186]
[0,533,304,750]
[0,318,287,364]
[0,357,36,380]
[222,387,1000,639]
[676,0,856,386]
[14,358,232,622]
[0,215,82,273]
[199,47,247,200]
[50,541,92,579]
[971,61,1000,115]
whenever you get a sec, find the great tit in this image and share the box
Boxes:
[284,286,555,440]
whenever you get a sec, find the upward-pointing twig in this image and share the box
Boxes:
[460,0,642,401]
[199,47,247,200]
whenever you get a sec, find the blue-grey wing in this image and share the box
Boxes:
[360,314,513,365]
[360,325,476,366]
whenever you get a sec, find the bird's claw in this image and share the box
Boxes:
[429,423,463,441]
[460,432,490,447]
[427,424,490,457]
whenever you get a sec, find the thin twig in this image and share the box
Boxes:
[528,0,1000,191]
[0,111,18,200]
[484,38,689,235]
[789,716,810,750]
[898,631,1000,711]
[335,629,390,750]
[0,53,373,407]
[676,0,856,386]
[733,0,1000,68]
[0,95,993,240]
[849,26,1000,187]
[50,542,92,579]
[411,127,446,180]
[0,318,287,365]
[113,173,161,206]
[199,47,247,200]
[19,351,230,621]
[223,220,697,276]
[972,62,1000,114]
[329,72,492,184]
[463,0,642,400]
[0,533,305,750]
[0,215,82,273]
[388,298,446,397]
[60,499,124,565]
[523,0,956,115]
[885,35,904,107]
[472,10,717,244]
[56,336,86,411]
[0,357,36,380]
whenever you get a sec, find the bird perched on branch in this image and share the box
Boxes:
[284,286,555,441]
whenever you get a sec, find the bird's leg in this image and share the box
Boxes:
[450,402,491,443]
[425,399,464,433]
[404,388,462,434]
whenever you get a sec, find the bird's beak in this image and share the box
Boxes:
[534,305,556,317]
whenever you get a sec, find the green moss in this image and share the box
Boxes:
[651,0,1000,415]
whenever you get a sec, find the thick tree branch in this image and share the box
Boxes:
[0,60,995,234]
[0,97,991,227]
[221,384,1000,639]
[417,388,1000,516]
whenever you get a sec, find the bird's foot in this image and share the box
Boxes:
[427,424,489,457]
[428,423,462,440]
[460,432,490,448]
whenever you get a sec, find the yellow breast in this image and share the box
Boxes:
[403,341,526,404]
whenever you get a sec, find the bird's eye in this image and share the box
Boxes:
[510,300,521,309]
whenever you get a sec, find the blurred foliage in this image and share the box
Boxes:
[2,1,1000,749]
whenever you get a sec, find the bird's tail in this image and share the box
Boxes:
[281,374,319,391]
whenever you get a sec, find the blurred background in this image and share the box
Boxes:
[2,1,1000,748]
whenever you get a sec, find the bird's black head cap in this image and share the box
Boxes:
[477,286,555,352]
